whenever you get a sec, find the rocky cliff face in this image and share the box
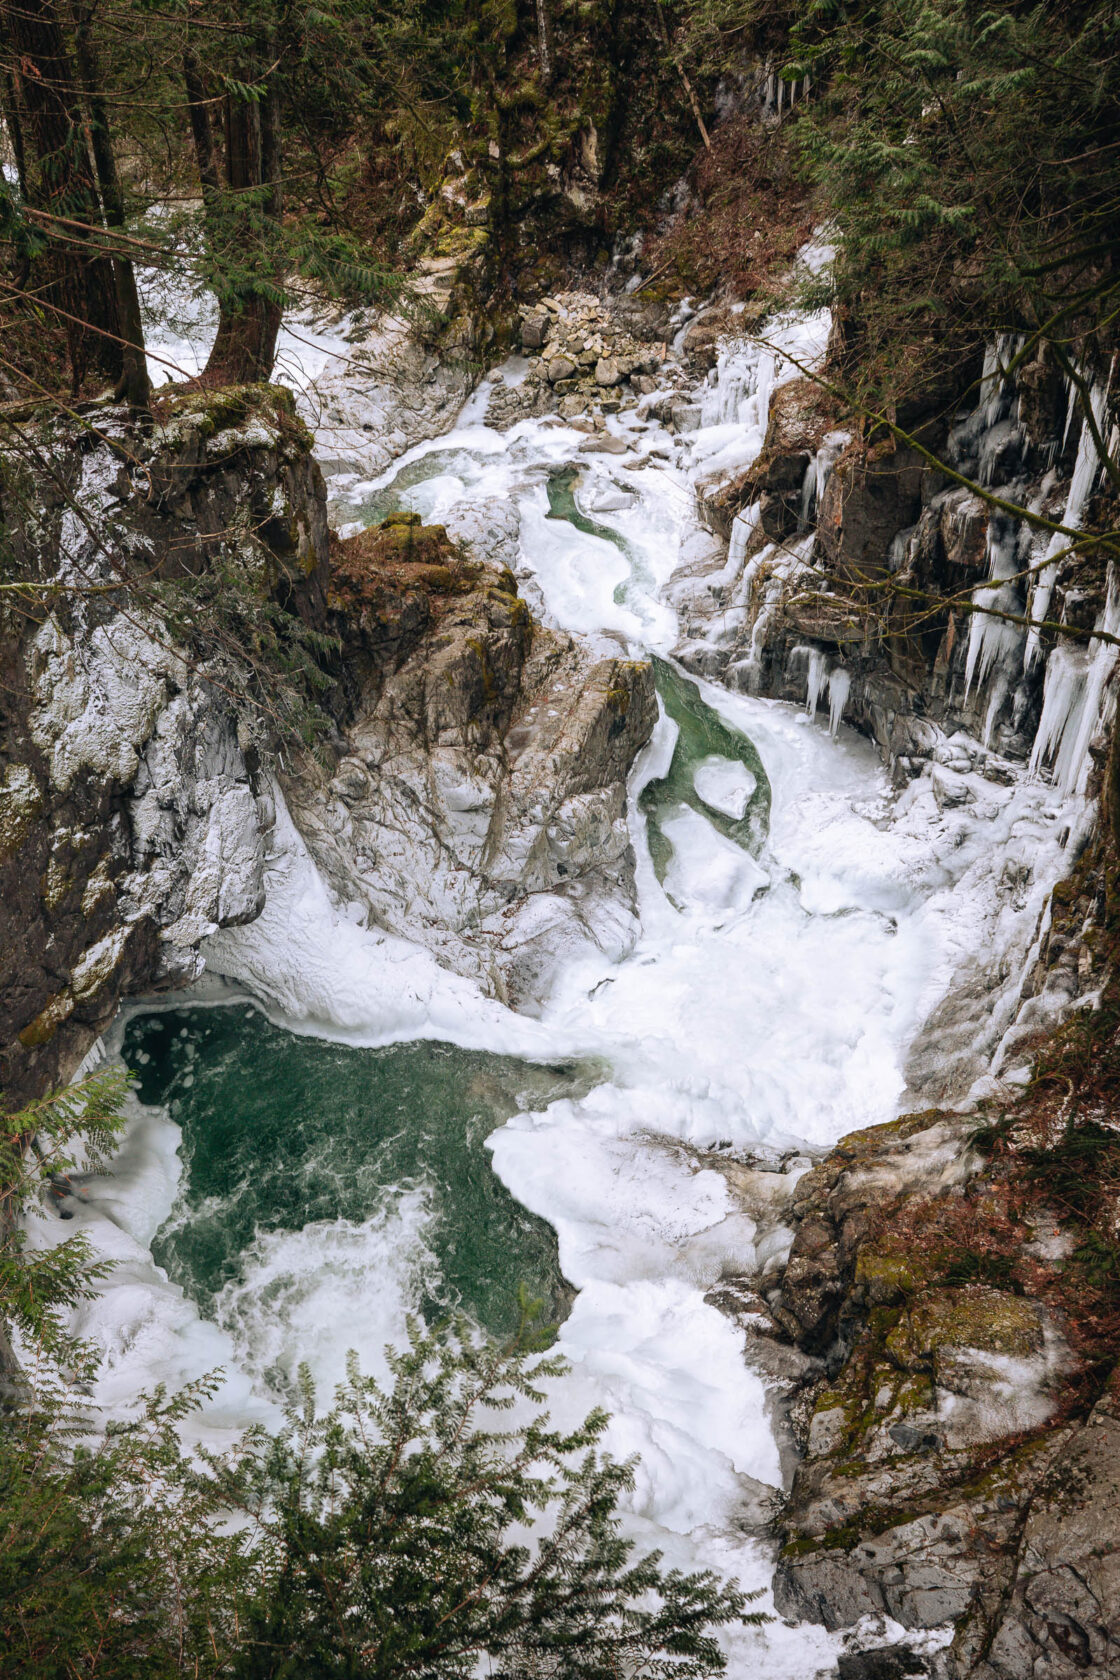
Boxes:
[0,388,656,1104]
[290,512,656,1006]
[766,1081,1120,1679]
[666,316,1120,1676]
[672,342,1114,784]
[0,387,326,1107]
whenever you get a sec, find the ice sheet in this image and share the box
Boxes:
[58,288,1094,1680]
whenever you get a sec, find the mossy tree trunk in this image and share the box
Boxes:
[69,0,150,411]
[5,0,123,391]
[200,45,284,386]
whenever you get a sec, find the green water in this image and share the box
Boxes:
[638,658,770,879]
[545,465,661,621]
[331,447,478,529]
[545,468,771,886]
[124,1006,593,1339]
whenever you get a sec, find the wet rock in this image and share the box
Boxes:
[519,309,549,349]
[968,1373,1120,1679]
[310,305,480,477]
[770,1105,1092,1669]
[817,437,926,580]
[680,310,737,371]
[1,388,324,1101]
[1016,348,1067,458]
[938,490,989,573]
[776,1113,977,1349]
[838,1649,929,1679]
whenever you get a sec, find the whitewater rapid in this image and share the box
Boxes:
[46,315,1082,1677]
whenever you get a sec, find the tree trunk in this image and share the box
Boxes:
[535,0,552,82]
[183,41,221,196]
[202,52,283,386]
[70,0,149,411]
[4,0,122,389]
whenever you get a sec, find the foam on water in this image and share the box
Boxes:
[55,328,1090,1674]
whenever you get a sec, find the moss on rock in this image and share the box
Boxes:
[887,1285,1044,1370]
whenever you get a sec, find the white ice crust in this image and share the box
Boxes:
[49,284,1099,1678]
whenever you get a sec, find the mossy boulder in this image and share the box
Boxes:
[886,1286,1045,1372]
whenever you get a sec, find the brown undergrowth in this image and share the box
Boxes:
[863,823,1120,1425]
[643,111,813,300]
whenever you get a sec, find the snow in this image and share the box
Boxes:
[50,268,1117,1680]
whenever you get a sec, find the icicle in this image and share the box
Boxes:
[799,458,816,529]
[804,647,826,718]
[1030,568,1120,797]
[1061,375,1079,456]
[827,668,850,739]
[728,502,760,571]
[964,514,1025,700]
[800,430,851,529]
[978,344,1002,429]
[700,338,777,430]
[815,430,849,502]
[1024,384,1108,671]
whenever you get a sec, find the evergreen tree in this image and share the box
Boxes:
[0,1081,756,1679]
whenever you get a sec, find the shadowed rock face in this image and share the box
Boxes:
[0,387,327,1106]
[289,513,658,1006]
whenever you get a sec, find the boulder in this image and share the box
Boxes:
[520,310,549,349]
[547,354,578,383]
[290,515,658,1005]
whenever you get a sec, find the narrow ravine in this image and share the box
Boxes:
[53,328,1084,1677]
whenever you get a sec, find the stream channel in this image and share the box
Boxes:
[65,364,1004,1676]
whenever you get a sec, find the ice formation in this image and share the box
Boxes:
[1030,568,1120,797]
[50,290,1118,1680]
[1024,383,1109,670]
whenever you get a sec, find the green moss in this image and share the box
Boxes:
[465,636,497,702]
[0,763,44,863]
[833,1108,947,1158]
[782,1499,915,1557]
[887,1286,1043,1368]
[19,990,74,1049]
[154,384,312,457]
[855,1245,928,1302]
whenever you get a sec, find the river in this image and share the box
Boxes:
[51,308,1078,1676]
